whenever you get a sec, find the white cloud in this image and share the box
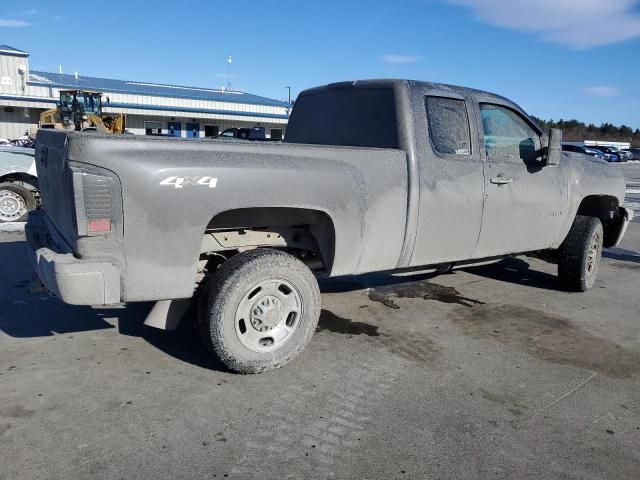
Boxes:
[444,0,640,49]
[583,86,620,97]
[0,18,30,27]
[382,55,421,64]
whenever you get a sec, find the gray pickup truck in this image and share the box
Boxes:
[26,79,633,373]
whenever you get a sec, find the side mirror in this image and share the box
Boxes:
[546,128,562,165]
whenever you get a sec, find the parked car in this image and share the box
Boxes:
[219,127,269,141]
[609,147,632,161]
[27,79,633,373]
[588,145,621,162]
[562,143,606,159]
[0,146,38,222]
[584,148,608,159]
[623,148,640,160]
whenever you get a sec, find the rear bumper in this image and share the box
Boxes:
[25,210,121,305]
[612,206,634,248]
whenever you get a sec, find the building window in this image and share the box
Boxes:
[145,121,162,135]
[204,125,219,138]
[270,128,283,140]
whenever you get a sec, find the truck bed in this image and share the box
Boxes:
[34,130,409,302]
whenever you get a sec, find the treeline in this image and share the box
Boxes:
[530,116,640,147]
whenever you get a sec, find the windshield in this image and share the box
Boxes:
[75,93,102,114]
[59,92,75,113]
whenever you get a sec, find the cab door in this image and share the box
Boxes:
[409,91,485,267]
[473,102,566,257]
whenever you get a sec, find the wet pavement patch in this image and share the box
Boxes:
[317,310,439,363]
[317,310,380,336]
[452,304,640,378]
[368,280,484,309]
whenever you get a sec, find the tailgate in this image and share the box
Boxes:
[34,129,77,243]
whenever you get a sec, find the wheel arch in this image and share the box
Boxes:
[204,207,336,273]
[575,194,623,248]
[0,172,39,190]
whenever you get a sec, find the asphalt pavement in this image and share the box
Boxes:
[1,172,639,479]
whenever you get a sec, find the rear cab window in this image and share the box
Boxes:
[284,88,398,148]
[425,97,472,156]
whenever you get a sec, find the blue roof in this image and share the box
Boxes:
[27,70,290,108]
[0,45,29,56]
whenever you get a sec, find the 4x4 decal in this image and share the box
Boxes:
[159,176,218,189]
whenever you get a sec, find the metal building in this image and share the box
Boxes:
[0,45,291,140]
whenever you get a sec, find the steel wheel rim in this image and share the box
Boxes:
[0,190,26,222]
[586,231,601,275]
[234,278,303,353]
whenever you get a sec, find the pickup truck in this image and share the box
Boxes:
[26,79,633,373]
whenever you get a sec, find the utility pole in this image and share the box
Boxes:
[285,86,291,104]
[225,56,233,92]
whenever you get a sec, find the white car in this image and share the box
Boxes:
[0,146,38,222]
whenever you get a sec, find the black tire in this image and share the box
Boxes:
[558,215,603,292]
[0,183,36,222]
[198,249,321,373]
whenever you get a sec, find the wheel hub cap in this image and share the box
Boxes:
[0,190,26,221]
[235,279,302,353]
[250,295,283,331]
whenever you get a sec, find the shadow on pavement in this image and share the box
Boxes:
[320,256,558,293]
[464,257,559,291]
[604,247,640,263]
[117,306,227,372]
[0,241,115,337]
[0,238,559,371]
[0,240,227,371]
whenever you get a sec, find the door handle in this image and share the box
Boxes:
[490,176,514,185]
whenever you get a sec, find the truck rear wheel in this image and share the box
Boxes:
[558,215,603,292]
[0,183,36,223]
[198,249,321,373]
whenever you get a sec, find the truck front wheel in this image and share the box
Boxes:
[198,249,321,373]
[558,215,603,292]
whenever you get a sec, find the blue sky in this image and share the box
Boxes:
[1,0,639,128]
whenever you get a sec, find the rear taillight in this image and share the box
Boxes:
[69,163,120,237]
[82,173,113,235]
[87,218,112,235]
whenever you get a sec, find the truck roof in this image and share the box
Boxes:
[298,79,514,105]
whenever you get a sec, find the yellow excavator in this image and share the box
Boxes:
[39,89,126,134]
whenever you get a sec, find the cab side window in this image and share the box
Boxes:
[426,97,471,156]
[479,104,539,163]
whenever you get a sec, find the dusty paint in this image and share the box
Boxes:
[29,79,630,306]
